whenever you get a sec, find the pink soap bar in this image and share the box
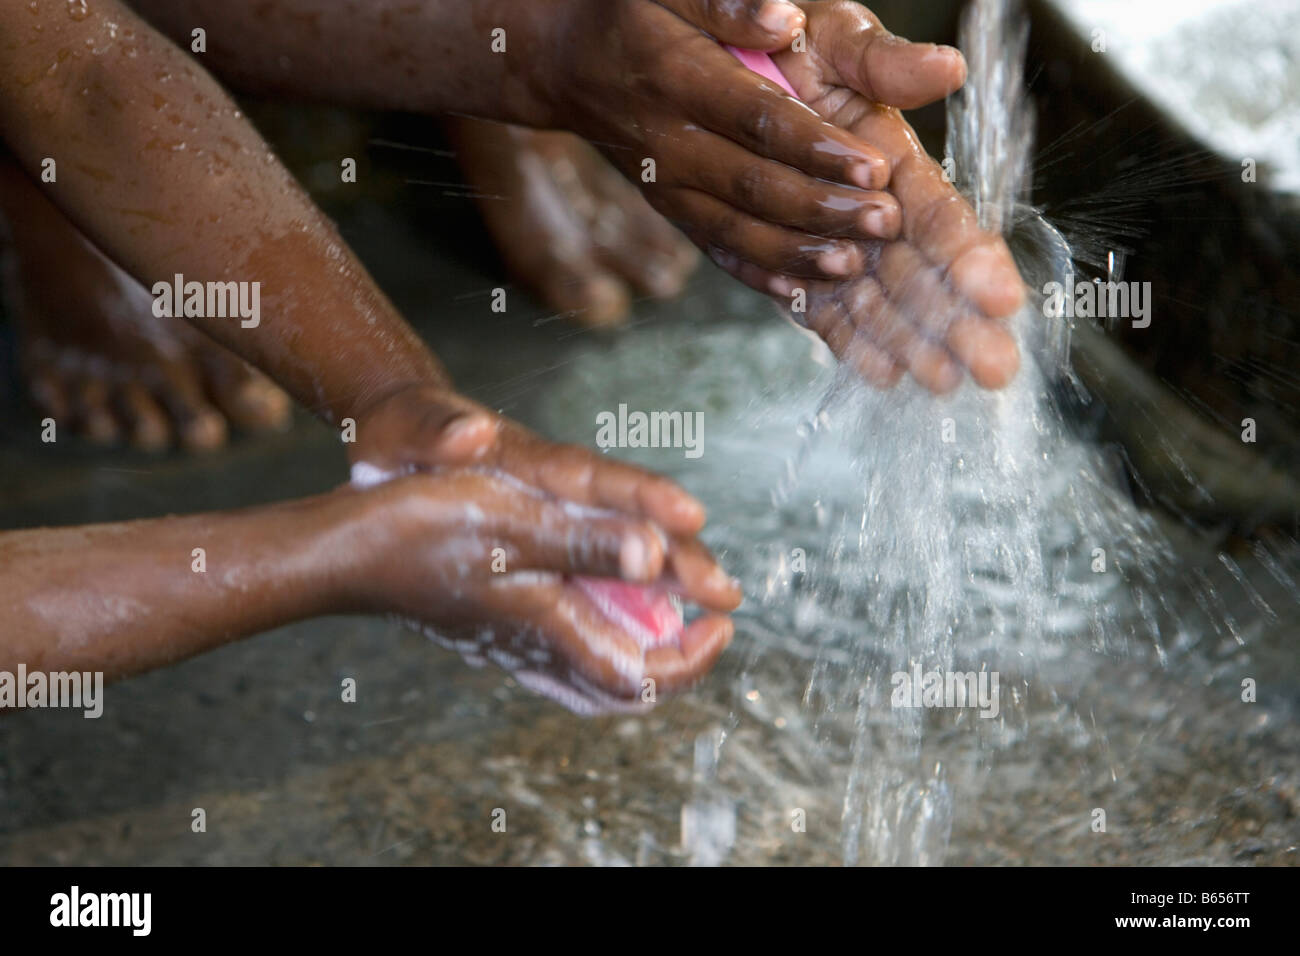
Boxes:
[574,578,684,650]
[724,44,800,98]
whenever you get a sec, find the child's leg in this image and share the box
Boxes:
[446,118,698,327]
[0,155,289,450]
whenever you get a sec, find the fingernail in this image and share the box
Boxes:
[769,274,795,297]
[850,159,884,190]
[707,246,739,273]
[817,246,856,276]
[709,566,736,592]
[863,207,892,238]
[758,0,802,35]
[929,45,967,77]
[620,533,649,581]
[443,412,492,447]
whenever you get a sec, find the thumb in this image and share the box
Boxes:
[656,0,806,52]
[350,385,498,472]
[805,5,968,109]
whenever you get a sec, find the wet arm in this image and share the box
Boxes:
[0,492,375,681]
[0,0,449,424]
[126,0,567,127]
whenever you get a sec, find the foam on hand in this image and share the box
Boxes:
[350,460,688,712]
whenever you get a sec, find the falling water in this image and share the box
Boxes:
[747,0,1168,865]
[534,0,1298,866]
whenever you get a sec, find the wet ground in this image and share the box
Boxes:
[1,189,1296,865]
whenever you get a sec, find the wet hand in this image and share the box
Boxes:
[549,0,912,281]
[707,1,1026,392]
[348,383,742,644]
[350,468,738,714]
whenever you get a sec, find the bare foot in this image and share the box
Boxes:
[447,119,700,327]
[0,160,291,452]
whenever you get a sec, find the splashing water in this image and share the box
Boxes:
[534,0,1298,865]
[752,0,1168,864]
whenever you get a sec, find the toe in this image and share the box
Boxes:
[540,262,632,328]
[25,353,72,425]
[587,174,700,300]
[115,381,171,451]
[200,350,293,432]
[149,357,229,452]
[73,372,122,446]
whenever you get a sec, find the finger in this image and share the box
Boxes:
[645,615,734,695]
[887,148,1025,318]
[387,392,706,535]
[875,239,967,339]
[535,256,632,328]
[946,313,1021,390]
[667,188,866,278]
[843,335,905,389]
[357,387,499,471]
[497,428,708,536]
[792,285,909,388]
[671,35,890,189]
[583,173,700,299]
[835,278,964,393]
[664,125,901,239]
[704,245,811,302]
[594,226,698,302]
[496,499,667,582]
[812,2,968,109]
[524,584,647,696]
[702,248,841,342]
[656,0,806,51]
[663,534,743,612]
[794,102,1025,319]
[874,232,1020,388]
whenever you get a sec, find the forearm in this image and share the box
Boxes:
[127,0,571,127]
[0,0,449,424]
[0,491,371,680]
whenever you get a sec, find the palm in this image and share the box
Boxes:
[757,4,1027,392]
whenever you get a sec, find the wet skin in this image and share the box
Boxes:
[0,0,1011,701]
[0,472,737,708]
[128,0,902,277]
[714,1,1027,391]
[125,0,1019,388]
[0,0,737,701]
[446,118,701,328]
[0,154,292,451]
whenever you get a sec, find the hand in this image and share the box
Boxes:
[347,382,742,680]
[548,0,927,281]
[350,469,737,714]
[707,1,1027,392]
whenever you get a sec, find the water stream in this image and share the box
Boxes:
[534,0,1299,865]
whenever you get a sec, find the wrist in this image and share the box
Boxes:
[303,484,401,617]
[319,475,456,617]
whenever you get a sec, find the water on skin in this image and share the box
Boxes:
[535,0,1297,865]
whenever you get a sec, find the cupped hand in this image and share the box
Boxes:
[705,1,1027,392]
[550,0,932,281]
[352,468,738,714]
